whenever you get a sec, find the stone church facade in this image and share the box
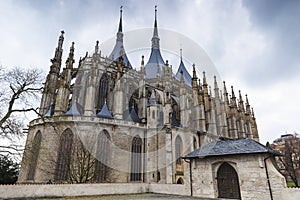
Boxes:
[18,7,286,199]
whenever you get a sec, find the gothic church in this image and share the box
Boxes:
[19,7,260,186]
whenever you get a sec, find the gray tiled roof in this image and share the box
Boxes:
[175,59,192,86]
[183,138,281,159]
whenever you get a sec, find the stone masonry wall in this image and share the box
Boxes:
[190,154,287,200]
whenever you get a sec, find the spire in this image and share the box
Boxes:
[51,30,64,73]
[223,81,230,107]
[238,90,245,112]
[66,42,75,69]
[175,48,192,86]
[192,64,198,88]
[203,71,207,86]
[151,5,160,49]
[231,86,237,108]
[153,5,158,40]
[145,5,165,79]
[245,94,251,114]
[214,76,220,99]
[57,30,64,50]
[109,6,132,68]
[118,6,123,32]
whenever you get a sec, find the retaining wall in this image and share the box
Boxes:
[0,183,186,199]
[0,183,299,199]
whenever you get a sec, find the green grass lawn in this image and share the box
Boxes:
[287,181,300,187]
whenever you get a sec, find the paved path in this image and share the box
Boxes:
[37,193,223,200]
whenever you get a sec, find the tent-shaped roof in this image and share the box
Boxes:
[145,6,165,79]
[96,101,113,119]
[109,7,132,68]
[183,138,281,159]
[65,100,82,116]
[175,59,192,86]
[123,107,141,123]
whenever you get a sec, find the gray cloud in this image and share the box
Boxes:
[0,0,299,144]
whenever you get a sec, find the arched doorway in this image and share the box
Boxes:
[217,162,241,199]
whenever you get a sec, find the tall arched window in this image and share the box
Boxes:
[97,73,109,112]
[175,135,183,165]
[27,131,42,181]
[55,129,73,182]
[130,136,142,181]
[128,90,139,114]
[94,130,111,182]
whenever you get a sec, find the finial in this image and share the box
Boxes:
[141,55,144,65]
[180,48,183,60]
[203,71,207,85]
[57,30,65,49]
[239,90,243,101]
[231,86,235,97]
[214,75,218,87]
[166,60,169,66]
[251,108,255,118]
[192,64,197,78]
[95,40,99,54]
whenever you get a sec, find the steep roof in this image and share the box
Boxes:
[145,6,165,79]
[123,107,141,123]
[96,101,113,119]
[65,100,81,116]
[175,58,192,86]
[183,138,281,159]
[109,7,132,69]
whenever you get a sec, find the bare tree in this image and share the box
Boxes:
[272,133,300,187]
[0,66,42,157]
[68,138,96,183]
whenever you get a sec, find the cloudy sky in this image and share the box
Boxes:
[0,0,299,144]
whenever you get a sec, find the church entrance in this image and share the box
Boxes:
[217,162,241,199]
